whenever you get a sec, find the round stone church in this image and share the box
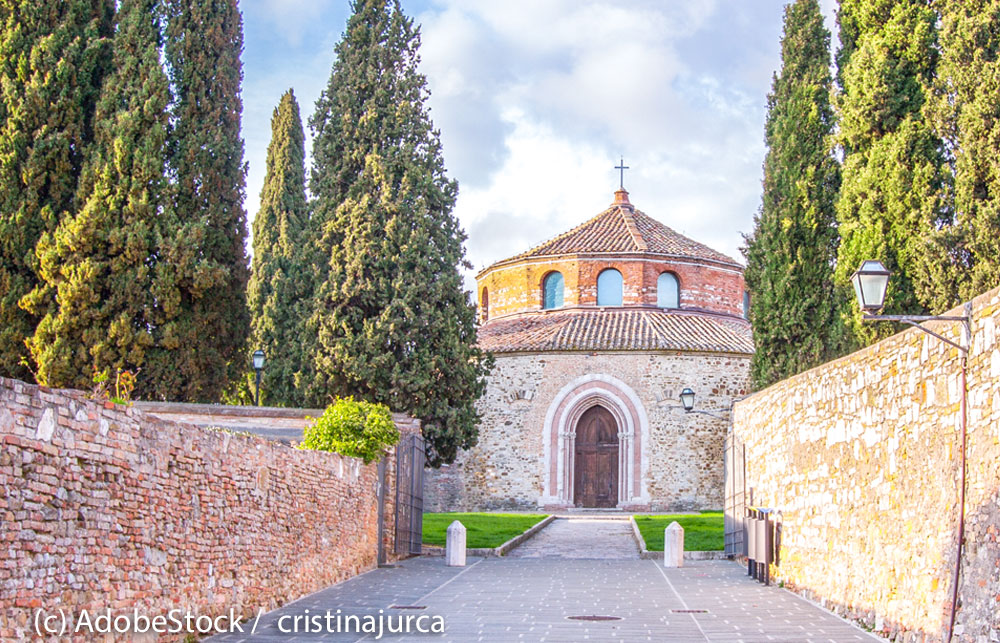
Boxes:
[425,189,752,511]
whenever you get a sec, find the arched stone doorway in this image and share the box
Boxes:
[573,405,619,507]
[540,374,650,509]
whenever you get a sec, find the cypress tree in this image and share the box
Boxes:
[0,1,112,381]
[743,0,842,389]
[833,0,949,343]
[247,90,310,406]
[931,0,1000,300]
[24,0,170,390]
[149,0,250,401]
[309,0,490,465]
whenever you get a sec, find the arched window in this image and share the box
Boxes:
[657,272,679,308]
[542,272,564,309]
[481,287,489,322]
[743,290,751,320]
[596,269,623,306]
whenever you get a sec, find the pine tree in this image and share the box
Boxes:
[743,0,842,389]
[247,90,310,406]
[931,0,1000,300]
[23,0,170,390]
[148,0,250,401]
[309,0,490,466]
[0,1,112,381]
[834,0,949,343]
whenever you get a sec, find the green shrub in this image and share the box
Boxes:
[299,397,399,463]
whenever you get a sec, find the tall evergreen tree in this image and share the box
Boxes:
[247,89,310,406]
[743,0,842,389]
[834,0,949,343]
[0,1,112,381]
[148,0,250,401]
[24,0,170,390]
[931,0,1000,301]
[308,0,490,466]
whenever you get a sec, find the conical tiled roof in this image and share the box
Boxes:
[477,308,753,355]
[486,190,738,271]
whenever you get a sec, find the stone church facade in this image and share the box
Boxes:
[425,189,752,511]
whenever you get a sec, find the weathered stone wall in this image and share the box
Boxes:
[733,287,1000,642]
[0,378,415,640]
[478,255,746,320]
[134,400,421,447]
[425,350,750,511]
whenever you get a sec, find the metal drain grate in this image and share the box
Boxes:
[567,615,623,622]
[389,605,426,610]
[671,609,708,614]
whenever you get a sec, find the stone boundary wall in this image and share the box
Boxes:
[134,400,420,445]
[0,378,418,640]
[733,287,1000,642]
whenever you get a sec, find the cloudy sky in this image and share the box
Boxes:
[242,0,838,286]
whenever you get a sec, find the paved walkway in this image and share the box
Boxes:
[507,517,639,559]
[212,517,881,642]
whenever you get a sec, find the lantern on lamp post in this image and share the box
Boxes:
[849,260,891,314]
[252,349,265,406]
[850,259,971,643]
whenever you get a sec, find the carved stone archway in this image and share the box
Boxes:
[540,374,649,508]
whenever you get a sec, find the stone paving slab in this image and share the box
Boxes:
[211,556,882,642]
[211,515,879,642]
[507,517,640,559]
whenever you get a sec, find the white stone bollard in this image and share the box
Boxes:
[446,520,466,567]
[663,521,684,568]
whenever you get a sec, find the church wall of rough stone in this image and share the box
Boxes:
[424,350,751,512]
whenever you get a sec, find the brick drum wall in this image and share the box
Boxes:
[478,255,745,319]
[0,378,415,640]
[425,350,750,511]
[733,287,1000,642]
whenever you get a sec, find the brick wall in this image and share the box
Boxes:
[733,287,1000,641]
[425,350,750,511]
[0,378,417,640]
[477,255,746,319]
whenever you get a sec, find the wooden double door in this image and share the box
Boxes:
[573,405,619,508]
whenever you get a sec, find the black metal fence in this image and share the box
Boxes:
[394,432,425,556]
[723,434,746,557]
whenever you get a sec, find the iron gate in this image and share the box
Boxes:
[723,434,746,557]
[395,432,425,556]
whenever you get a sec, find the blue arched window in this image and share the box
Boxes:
[657,272,679,308]
[743,290,751,320]
[543,272,564,309]
[596,269,623,306]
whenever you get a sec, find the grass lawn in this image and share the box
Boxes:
[423,512,548,549]
[634,512,723,551]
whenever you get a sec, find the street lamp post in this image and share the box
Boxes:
[849,260,971,643]
[252,349,265,406]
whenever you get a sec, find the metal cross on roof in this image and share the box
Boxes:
[615,157,629,189]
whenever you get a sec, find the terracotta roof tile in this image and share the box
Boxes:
[478,309,753,355]
[494,201,738,268]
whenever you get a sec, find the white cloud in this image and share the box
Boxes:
[412,0,797,287]
[241,1,842,291]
